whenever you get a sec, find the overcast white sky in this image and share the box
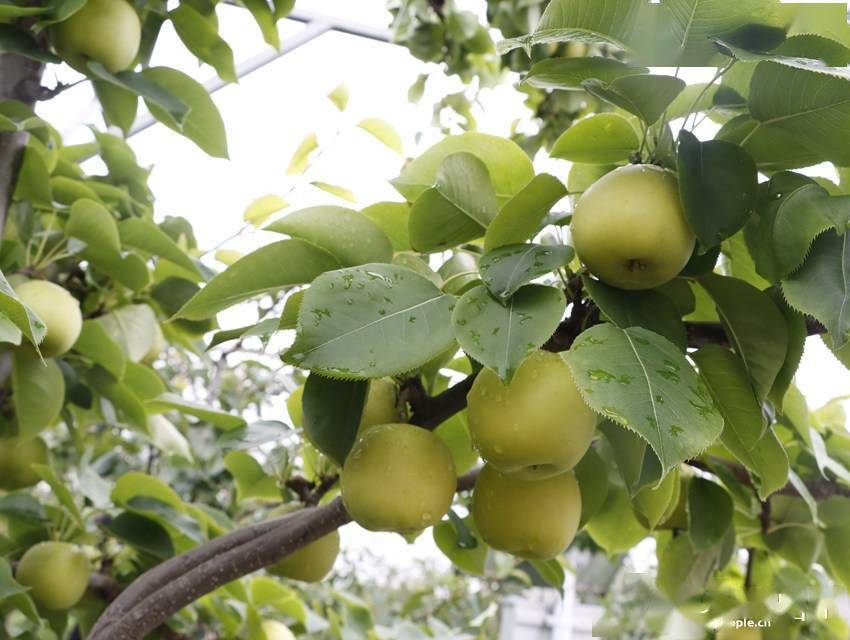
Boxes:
[35,0,850,581]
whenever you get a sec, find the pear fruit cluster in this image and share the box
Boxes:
[571,164,695,290]
[468,351,595,559]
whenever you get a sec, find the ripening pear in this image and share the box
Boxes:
[571,164,695,290]
[0,436,48,490]
[358,378,404,432]
[16,542,90,610]
[341,423,456,533]
[473,464,581,560]
[50,0,141,74]
[267,530,339,583]
[14,281,82,357]
[261,620,296,640]
[716,627,763,640]
[467,350,596,479]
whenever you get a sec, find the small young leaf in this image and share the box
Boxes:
[286,132,318,175]
[452,284,565,381]
[243,194,289,226]
[479,244,574,300]
[358,118,403,154]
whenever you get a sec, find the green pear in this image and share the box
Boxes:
[267,530,339,582]
[16,542,90,610]
[51,0,141,74]
[261,620,296,640]
[341,423,456,533]
[473,464,581,560]
[467,350,596,479]
[14,281,82,357]
[0,436,48,490]
[571,164,695,290]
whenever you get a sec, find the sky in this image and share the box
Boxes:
[35,0,850,587]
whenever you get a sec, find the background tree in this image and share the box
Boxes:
[1,1,850,640]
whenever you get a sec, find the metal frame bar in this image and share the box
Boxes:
[127,7,392,138]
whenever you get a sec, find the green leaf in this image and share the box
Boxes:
[453,284,565,381]
[88,366,148,430]
[574,448,610,527]
[583,277,687,350]
[700,273,788,400]
[433,517,488,576]
[715,39,850,80]
[550,113,639,164]
[12,142,51,208]
[104,512,174,560]
[97,304,158,363]
[32,464,84,530]
[583,74,685,125]
[767,288,806,405]
[265,206,393,267]
[479,244,574,301]
[434,412,477,475]
[361,201,410,252]
[392,132,534,204]
[141,67,229,158]
[310,181,356,203]
[0,270,46,350]
[677,130,757,249]
[598,419,663,497]
[564,324,724,476]
[408,189,482,253]
[73,320,125,379]
[435,152,499,228]
[358,118,403,154]
[301,374,368,465]
[113,471,184,510]
[92,80,138,134]
[821,496,850,591]
[86,62,189,126]
[770,184,850,279]
[782,231,850,348]
[145,393,246,430]
[286,132,317,176]
[748,62,850,165]
[118,218,201,279]
[243,194,289,227]
[242,0,281,48]
[170,5,237,84]
[223,450,280,503]
[327,83,349,111]
[693,346,788,499]
[0,23,60,63]
[174,239,339,320]
[716,114,822,171]
[484,174,567,252]
[585,485,649,555]
[66,199,150,291]
[12,350,64,438]
[687,478,733,550]
[284,264,456,379]
[656,532,724,604]
[524,57,647,91]
[0,557,29,600]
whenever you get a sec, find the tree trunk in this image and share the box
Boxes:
[0,52,44,236]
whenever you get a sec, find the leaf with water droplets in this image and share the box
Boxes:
[284,264,456,379]
[452,284,565,382]
[563,324,724,476]
[479,244,574,301]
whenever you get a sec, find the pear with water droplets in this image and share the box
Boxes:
[571,164,695,290]
[473,464,581,560]
[341,423,456,533]
[467,350,596,479]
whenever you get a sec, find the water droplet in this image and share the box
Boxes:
[420,511,432,521]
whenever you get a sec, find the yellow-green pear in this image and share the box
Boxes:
[0,437,48,490]
[716,627,762,640]
[467,350,596,479]
[16,542,90,610]
[261,620,296,640]
[51,0,141,74]
[341,423,456,533]
[359,378,403,431]
[571,164,695,290]
[14,281,82,357]
[473,464,581,560]
[267,530,339,582]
